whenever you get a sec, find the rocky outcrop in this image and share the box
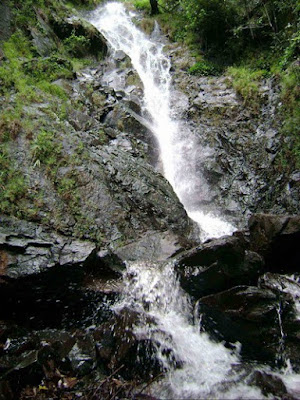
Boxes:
[249,213,300,272]
[0,215,97,278]
[169,43,300,221]
[199,285,293,364]
[175,233,264,297]
[176,214,300,370]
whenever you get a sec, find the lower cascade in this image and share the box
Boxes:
[116,261,263,399]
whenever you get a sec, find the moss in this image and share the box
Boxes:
[227,67,268,110]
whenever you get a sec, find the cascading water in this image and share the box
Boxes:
[87,3,300,398]
[115,261,265,399]
[89,2,235,242]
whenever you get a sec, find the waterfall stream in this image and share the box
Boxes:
[87,3,299,398]
[89,2,235,242]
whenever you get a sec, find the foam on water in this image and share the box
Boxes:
[115,261,264,399]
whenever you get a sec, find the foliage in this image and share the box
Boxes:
[23,56,74,81]
[133,0,151,12]
[63,32,91,57]
[0,144,28,214]
[31,130,63,172]
[159,0,299,62]
[0,109,22,142]
[227,67,267,109]
[279,63,300,170]
[188,60,220,76]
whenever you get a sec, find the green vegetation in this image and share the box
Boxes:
[188,59,221,76]
[0,0,107,224]
[227,67,267,109]
[132,0,151,12]
[0,144,29,215]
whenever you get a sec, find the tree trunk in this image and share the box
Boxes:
[150,0,159,15]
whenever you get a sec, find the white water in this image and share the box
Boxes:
[87,3,300,398]
[116,261,264,399]
[89,2,235,242]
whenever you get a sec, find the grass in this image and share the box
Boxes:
[227,67,268,110]
[0,144,29,215]
[277,63,300,170]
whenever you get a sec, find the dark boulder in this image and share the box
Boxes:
[249,214,300,273]
[198,285,294,365]
[93,307,162,381]
[259,272,300,370]
[174,234,264,298]
[249,371,290,399]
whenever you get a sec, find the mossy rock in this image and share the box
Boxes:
[49,15,107,58]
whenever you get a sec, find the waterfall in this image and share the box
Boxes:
[89,2,235,242]
[86,3,300,398]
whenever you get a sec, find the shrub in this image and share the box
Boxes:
[63,32,91,57]
[188,60,220,76]
[31,130,62,168]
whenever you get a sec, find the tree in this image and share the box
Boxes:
[150,0,159,15]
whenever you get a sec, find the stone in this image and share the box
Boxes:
[174,234,264,297]
[93,308,162,381]
[0,215,97,278]
[68,333,97,376]
[249,214,300,273]
[198,285,293,365]
[50,15,107,58]
[249,371,289,398]
[0,1,11,42]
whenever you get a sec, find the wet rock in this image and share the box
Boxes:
[199,285,293,365]
[115,230,187,262]
[258,272,300,370]
[175,234,264,297]
[249,214,300,273]
[171,54,300,217]
[0,215,97,278]
[93,308,162,381]
[249,371,290,398]
[29,26,56,56]
[114,50,127,62]
[68,332,96,376]
[0,328,100,397]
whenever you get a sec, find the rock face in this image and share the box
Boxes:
[175,234,264,297]
[199,285,293,364]
[169,43,300,222]
[249,213,300,272]
[0,215,97,278]
[0,1,11,43]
